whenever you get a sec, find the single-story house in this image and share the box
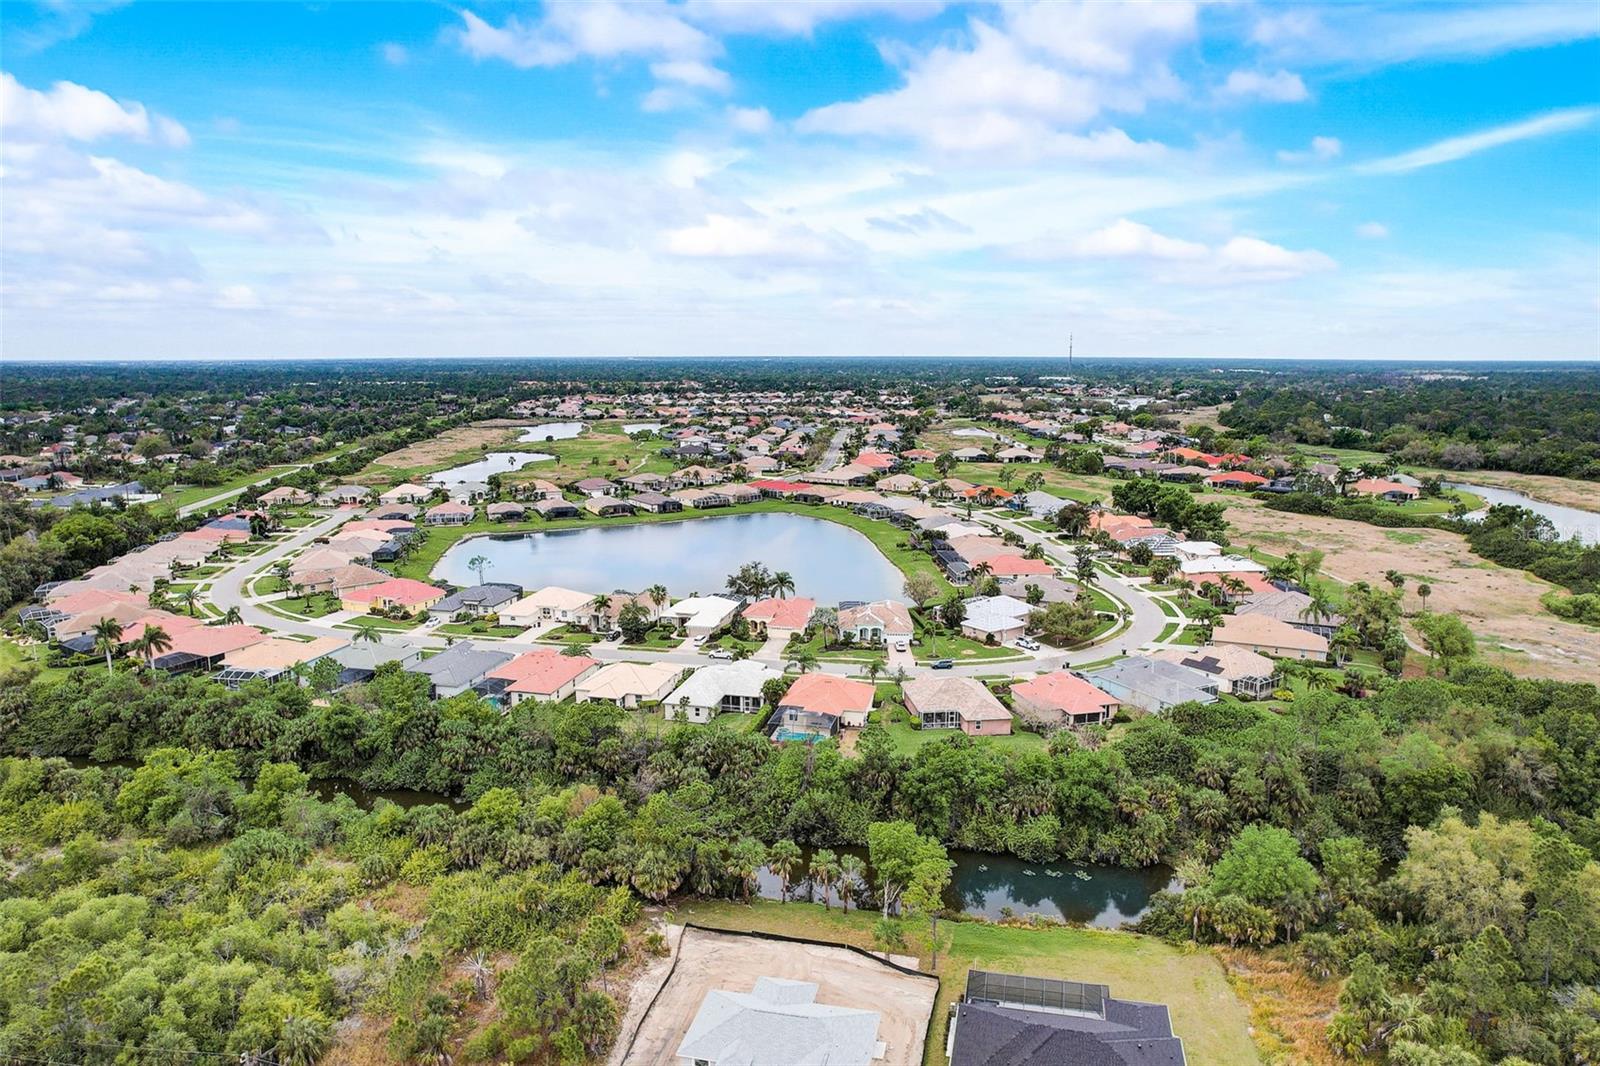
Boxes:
[959,595,1034,643]
[409,641,515,699]
[1211,614,1329,661]
[672,487,732,509]
[522,479,565,501]
[775,673,875,739]
[500,586,597,627]
[574,477,619,496]
[949,970,1186,1066]
[294,562,390,596]
[1236,589,1343,638]
[837,600,913,643]
[215,636,349,688]
[1084,656,1218,714]
[149,624,270,675]
[379,484,431,504]
[341,578,447,614]
[530,497,581,520]
[995,446,1043,463]
[321,485,371,505]
[677,978,882,1066]
[328,641,423,688]
[1152,645,1279,700]
[1206,470,1270,489]
[722,483,762,505]
[620,472,668,492]
[575,661,683,708]
[1351,477,1420,502]
[430,582,523,618]
[486,648,600,705]
[662,660,781,723]
[741,596,816,639]
[486,501,526,521]
[996,575,1079,605]
[664,595,741,638]
[901,677,1013,736]
[1010,671,1121,728]
[259,486,313,506]
[669,465,727,488]
[1179,554,1269,576]
[629,490,682,513]
[583,495,636,517]
[876,473,927,495]
[425,501,474,526]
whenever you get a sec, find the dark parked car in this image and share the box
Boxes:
[932,659,954,670]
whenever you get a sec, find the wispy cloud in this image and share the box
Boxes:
[1357,106,1600,174]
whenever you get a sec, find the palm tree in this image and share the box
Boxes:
[769,571,796,599]
[221,606,243,625]
[1055,502,1091,538]
[647,583,670,613]
[1416,583,1431,610]
[353,621,383,644]
[92,617,124,674]
[1023,542,1046,561]
[134,624,173,669]
[789,649,819,673]
[768,840,802,902]
[1300,584,1336,628]
[467,553,492,586]
[810,848,839,910]
[837,854,866,914]
[179,587,201,617]
[864,657,885,686]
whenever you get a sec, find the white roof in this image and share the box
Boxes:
[666,660,780,708]
[1179,554,1269,575]
[677,978,881,1066]
[1173,540,1222,560]
[515,586,597,611]
[961,595,1034,634]
[667,595,741,629]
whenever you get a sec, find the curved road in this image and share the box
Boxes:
[208,506,1169,680]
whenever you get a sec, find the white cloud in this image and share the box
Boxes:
[683,0,944,36]
[1009,219,1333,282]
[380,42,409,66]
[1357,106,1600,174]
[866,207,972,236]
[216,284,261,310]
[664,213,842,264]
[1220,69,1309,103]
[1277,135,1342,163]
[1,72,189,146]
[1005,0,1197,75]
[1356,222,1389,239]
[650,59,731,93]
[1253,2,1600,68]
[727,106,774,134]
[456,5,715,67]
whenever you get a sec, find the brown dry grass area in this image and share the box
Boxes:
[1412,468,1600,513]
[1224,499,1600,684]
[1180,404,1232,432]
[371,424,523,471]
[1216,948,1347,1066]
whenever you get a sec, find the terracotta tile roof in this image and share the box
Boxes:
[779,673,874,715]
[343,578,445,606]
[1011,671,1120,715]
[742,597,816,631]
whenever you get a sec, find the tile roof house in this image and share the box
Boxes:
[1235,589,1343,638]
[902,677,1013,736]
[837,600,913,643]
[949,969,1186,1066]
[500,586,598,628]
[574,476,619,496]
[530,497,581,520]
[425,501,474,525]
[575,661,683,708]
[665,595,741,638]
[151,624,270,674]
[876,473,927,495]
[628,490,683,513]
[486,648,599,704]
[741,596,816,638]
[775,673,874,738]
[676,977,882,1066]
[1211,614,1329,661]
[341,578,446,614]
[1010,671,1121,728]
[486,501,526,521]
[294,562,391,596]
[1206,470,1269,489]
[216,636,348,688]
[583,495,636,517]
[662,660,781,724]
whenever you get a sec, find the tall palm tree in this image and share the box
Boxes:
[837,854,866,914]
[179,587,201,617]
[468,553,492,586]
[1055,502,1091,538]
[1300,584,1336,627]
[353,621,383,644]
[789,649,819,673]
[92,617,124,674]
[647,583,670,613]
[134,624,173,669]
[221,606,243,625]
[588,593,612,632]
[864,657,885,686]
[1416,583,1431,610]
[769,571,796,599]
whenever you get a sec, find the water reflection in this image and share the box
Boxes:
[519,423,585,442]
[429,451,554,485]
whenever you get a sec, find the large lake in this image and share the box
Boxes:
[519,422,585,442]
[433,512,907,603]
[1450,481,1600,545]
[429,451,553,485]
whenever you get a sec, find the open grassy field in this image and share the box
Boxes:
[674,899,1261,1066]
[909,460,1113,504]
[1221,496,1600,684]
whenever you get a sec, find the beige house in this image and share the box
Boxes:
[1211,614,1329,661]
[837,600,913,643]
[901,677,1013,736]
[500,586,598,628]
[575,661,683,708]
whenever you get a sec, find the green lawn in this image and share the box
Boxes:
[621,625,689,650]
[438,622,527,638]
[1154,596,1181,619]
[160,466,298,511]
[537,625,603,646]
[872,705,1045,754]
[334,614,421,632]
[270,595,341,619]
[674,899,1261,1066]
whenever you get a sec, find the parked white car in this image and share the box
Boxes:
[707,648,733,660]
[894,639,908,652]
[1016,637,1041,651]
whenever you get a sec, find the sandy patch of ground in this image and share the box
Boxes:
[1224,500,1600,685]
[1179,404,1231,432]
[617,925,939,1066]
[370,423,523,471]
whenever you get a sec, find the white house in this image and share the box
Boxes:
[500,586,598,627]
[664,595,741,639]
[662,660,780,723]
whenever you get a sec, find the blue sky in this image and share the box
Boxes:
[2,1,1597,360]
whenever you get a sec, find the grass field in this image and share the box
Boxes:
[674,899,1261,1066]
[871,705,1046,755]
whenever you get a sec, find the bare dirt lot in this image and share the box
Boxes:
[1223,499,1600,684]
[368,423,523,474]
[617,925,940,1066]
